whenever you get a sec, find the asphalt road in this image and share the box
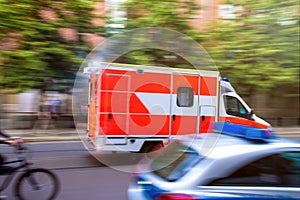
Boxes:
[0,141,139,200]
[55,167,131,200]
[2,167,131,200]
[1,136,299,200]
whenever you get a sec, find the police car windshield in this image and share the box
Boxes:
[150,141,202,182]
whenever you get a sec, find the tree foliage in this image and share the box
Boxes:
[1,0,298,98]
[0,0,97,92]
[114,0,299,98]
[123,0,198,32]
[203,0,299,96]
[112,0,200,67]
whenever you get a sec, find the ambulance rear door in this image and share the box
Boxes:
[171,72,200,136]
[198,72,219,133]
[99,69,131,145]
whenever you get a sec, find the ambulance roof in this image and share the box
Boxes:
[85,62,220,76]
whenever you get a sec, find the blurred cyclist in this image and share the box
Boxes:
[0,130,22,166]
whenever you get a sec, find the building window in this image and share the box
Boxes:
[219,4,237,19]
[177,87,194,107]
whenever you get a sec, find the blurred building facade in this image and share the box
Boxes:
[84,0,240,47]
[188,0,247,29]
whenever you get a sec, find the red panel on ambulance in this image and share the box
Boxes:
[171,116,198,135]
[101,70,129,91]
[129,93,150,114]
[173,74,199,95]
[200,116,215,133]
[219,117,269,129]
[100,91,129,113]
[99,114,127,135]
[130,72,171,94]
[128,115,170,136]
[200,76,217,96]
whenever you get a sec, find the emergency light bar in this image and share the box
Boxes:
[214,122,276,140]
[221,77,230,82]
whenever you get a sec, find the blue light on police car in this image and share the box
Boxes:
[213,122,276,140]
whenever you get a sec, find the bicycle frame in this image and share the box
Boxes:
[0,142,33,193]
[0,142,59,200]
[0,159,31,192]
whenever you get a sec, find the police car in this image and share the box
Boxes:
[128,123,300,200]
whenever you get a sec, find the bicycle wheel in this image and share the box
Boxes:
[15,168,60,200]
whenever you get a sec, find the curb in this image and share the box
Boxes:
[23,136,81,143]
[21,132,299,143]
[4,128,299,143]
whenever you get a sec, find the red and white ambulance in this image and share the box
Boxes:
[84,62,271,152]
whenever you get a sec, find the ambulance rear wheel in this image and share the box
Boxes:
[140,141,164,153]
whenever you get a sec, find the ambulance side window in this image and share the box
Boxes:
[177,87,194,107]
[224,96,248,118]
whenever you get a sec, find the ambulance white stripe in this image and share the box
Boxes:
[135,92,217,116]
[135,93,171,114]
[199,96,217,106]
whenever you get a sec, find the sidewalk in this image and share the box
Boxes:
[3,127,299,142]
[5,129,81,142]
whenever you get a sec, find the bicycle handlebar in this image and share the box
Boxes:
[3,138,29,156]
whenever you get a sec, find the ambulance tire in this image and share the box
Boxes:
[140,141,164,153]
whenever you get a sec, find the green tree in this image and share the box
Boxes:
[123,0,197,32]
[110,0,200,67]
[204,0,299,97]
[0,0,98,92]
